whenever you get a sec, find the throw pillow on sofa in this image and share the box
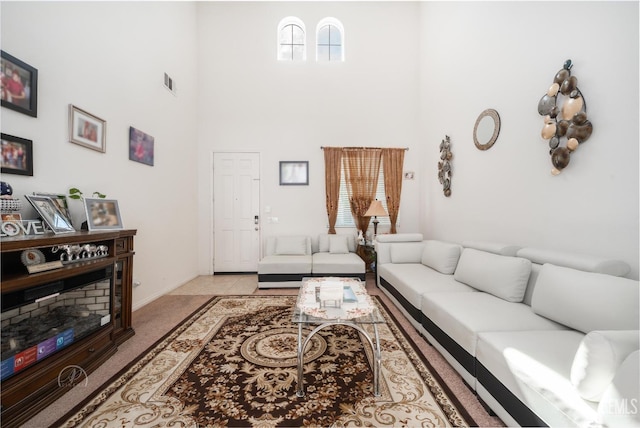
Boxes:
[329,235,349,254]
[453,248,531,302]
[421,240,461,274]
[275,236,308,255]
[571,330,640,402]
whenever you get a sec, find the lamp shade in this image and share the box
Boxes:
[364,200,388,217]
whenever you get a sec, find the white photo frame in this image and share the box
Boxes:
[84,198,123,231]
[25,195,75,234]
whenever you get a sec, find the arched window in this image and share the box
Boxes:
[316,18,344,62]
[278,17,306,61]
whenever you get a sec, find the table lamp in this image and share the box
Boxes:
[364,199,388,239]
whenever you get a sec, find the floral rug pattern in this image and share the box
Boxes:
[59,296,470,427]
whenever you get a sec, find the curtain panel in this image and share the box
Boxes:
[343,148,382,235]
[382,148,405,234]
[323,147,343,234]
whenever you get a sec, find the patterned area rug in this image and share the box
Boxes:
[58,296,474,427]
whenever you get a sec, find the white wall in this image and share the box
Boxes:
[419,1,639,278]
[1,1,200,308]
[195,1,422,273]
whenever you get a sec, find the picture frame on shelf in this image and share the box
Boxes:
[25,195,75,234]
[84,198,123,231]
[1,133,33,176]
[129,126,154,166]
[69,104,106,152]
[1,50,38,117]
[33,192,71,220]
[279,161,309,185]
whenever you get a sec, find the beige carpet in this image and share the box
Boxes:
[23,274,503,427]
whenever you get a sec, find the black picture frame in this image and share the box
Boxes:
[1,51,38,117]
[279,161,309,185]
[1,133,33,176]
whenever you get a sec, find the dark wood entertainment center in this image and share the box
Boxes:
[1,229,136,427]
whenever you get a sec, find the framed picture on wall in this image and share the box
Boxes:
[1,133,33,176]
[1,50,38,117]
[84,198,123,231]
[279,161,309,185]
[129,126,154,166]
[69,104,106,152]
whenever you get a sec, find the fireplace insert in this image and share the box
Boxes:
[1,266,113,380]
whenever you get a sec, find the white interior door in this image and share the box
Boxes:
[213,152,260,272]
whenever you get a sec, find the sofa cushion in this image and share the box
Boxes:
[531,264,640,333]
[421,292,567,361]
[329,235,349,254]
[453,248,532,302]
[318,234,356,253]
[257,255,312,274]
[517,247,630,277]
[597,351,640,427]
[462,241,520,256]
[570,330,640,402]
[379,263,475,314]
[312,252,365,274]
[476,330,597,427]
[390,242,424,264]
[274,236,309,255]
[421,240,462,274]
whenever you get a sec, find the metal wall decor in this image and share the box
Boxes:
[537,59,593,175]
[438,135,452,197]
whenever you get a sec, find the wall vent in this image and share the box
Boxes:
[164,72,176,95]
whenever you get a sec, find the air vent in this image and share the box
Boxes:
[164,72,176,95]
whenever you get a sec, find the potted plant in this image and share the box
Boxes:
[68,188,107,230]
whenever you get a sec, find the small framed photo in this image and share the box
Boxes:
[129,126,154,166]
[25,195,75,234]
[279,161,309,185]
[33,192,71,221]
[1,133,33,176]
[69,104,106,152]
[84,198,123,231]
[1,51,38,117]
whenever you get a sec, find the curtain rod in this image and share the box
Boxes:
[320,146,409,150]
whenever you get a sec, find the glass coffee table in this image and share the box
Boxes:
[292,277,385,397]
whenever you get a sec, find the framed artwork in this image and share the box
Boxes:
[33,192,71,220]
[1,51,38,117]
[25,195,75,234]
[69,104,106,152]
[84,198,123,231]
[129,126,154,166]
[279,161,309,185]
[1,213,23,237]
[1,133,33,176]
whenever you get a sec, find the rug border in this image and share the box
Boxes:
[53,294,224,426]
[375,296,479,427]
[55,294,478,427]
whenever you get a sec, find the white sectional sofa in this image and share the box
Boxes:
[375,234,639,427]
[258,234,365,288]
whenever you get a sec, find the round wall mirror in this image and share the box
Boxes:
[473,109,501,150]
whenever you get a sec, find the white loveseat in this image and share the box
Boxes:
[375,234,639,427]
[258,234,365,288]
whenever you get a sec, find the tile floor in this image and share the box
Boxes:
[169,274,258,295]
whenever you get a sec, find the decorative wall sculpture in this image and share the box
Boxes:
[538,59,593,175]
[438,135,452,197]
